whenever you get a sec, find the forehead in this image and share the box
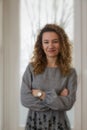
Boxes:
[42,31,59,40]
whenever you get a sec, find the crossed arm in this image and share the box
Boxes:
[32,88,68,100]
[21,65,77,111]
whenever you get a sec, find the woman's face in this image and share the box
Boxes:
[42,31,60,58]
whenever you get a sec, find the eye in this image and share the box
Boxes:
[55,41,58,43]
[53,40,59,43]
[43,41,49,44]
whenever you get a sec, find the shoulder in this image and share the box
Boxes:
[71,67,77,73]
[22,63,34,78]
[70,67,77,73]
[26,62,34,73]
[22,63,33,75]
[68,67,77,78]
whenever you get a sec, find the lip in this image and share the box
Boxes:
[47,50,56,52]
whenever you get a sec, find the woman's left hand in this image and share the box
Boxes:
[60,88,69,96]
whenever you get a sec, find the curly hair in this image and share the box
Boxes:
[30,24,72,76]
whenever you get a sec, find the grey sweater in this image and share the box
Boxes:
[21,63,77,130]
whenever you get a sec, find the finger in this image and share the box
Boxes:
[60,90,68,96]
[62,89,68,93]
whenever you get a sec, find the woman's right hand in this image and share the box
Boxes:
[60,88,69,96]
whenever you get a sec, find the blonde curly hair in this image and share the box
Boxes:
[31,24,72,76]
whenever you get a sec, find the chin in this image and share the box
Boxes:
[47,54,58,57]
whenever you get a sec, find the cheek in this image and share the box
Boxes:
[56,44,60,50]
[56,45,61,54]
[42,44,47,51]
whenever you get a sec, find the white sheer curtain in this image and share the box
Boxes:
[20,0,74,127]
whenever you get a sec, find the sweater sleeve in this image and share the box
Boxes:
[42,68,77,111]
[20,64,49,111]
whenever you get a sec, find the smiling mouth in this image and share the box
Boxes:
[48,50,56,52]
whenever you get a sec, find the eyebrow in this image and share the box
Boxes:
[43,39,59,41]
[52,39,59,41]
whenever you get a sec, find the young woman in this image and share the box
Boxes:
[21,24,77,130]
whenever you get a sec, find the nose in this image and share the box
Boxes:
[48,42,53,48]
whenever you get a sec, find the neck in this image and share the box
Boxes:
[47,57,57,67]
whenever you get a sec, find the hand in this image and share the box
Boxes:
[32,89,46,100]
[60,88,69,96]
[32,89,41,97]
[40,91,46,100]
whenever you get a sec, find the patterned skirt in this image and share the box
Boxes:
[25,109,71,130]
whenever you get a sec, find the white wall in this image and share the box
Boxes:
[81,0,87,129]
[74,0,87,130]
[0,0,3,130]
[3,0,20,130]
